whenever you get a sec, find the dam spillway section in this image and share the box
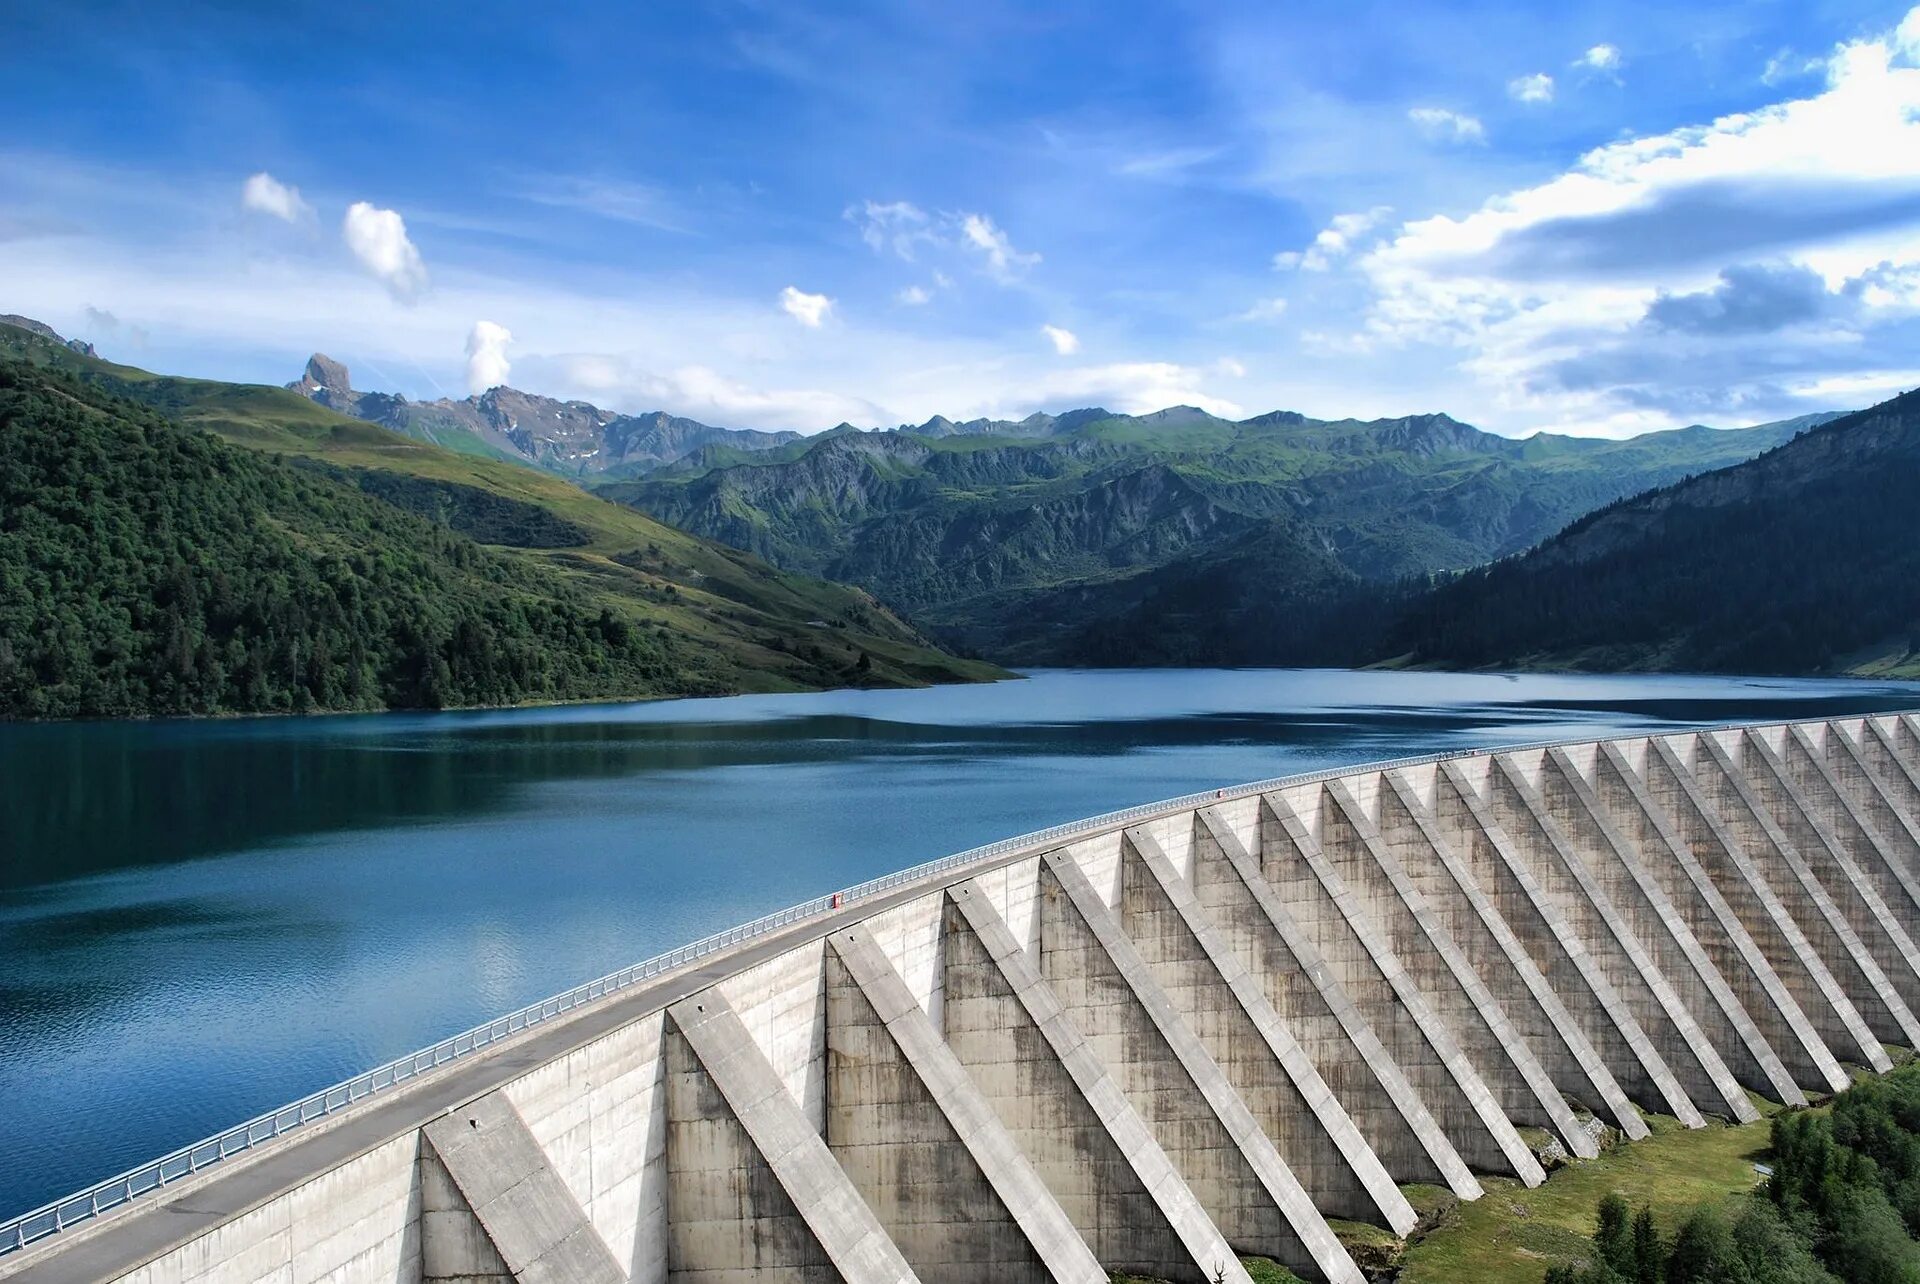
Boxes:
[6,712,1920,1283]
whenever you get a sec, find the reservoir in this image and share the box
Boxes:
[5,666,1919,1221]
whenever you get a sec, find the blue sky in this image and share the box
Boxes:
[4,0,1919,435]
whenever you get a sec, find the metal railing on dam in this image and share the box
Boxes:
[6,709,1920,1284]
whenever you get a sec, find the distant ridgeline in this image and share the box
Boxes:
[0,319,1001,718]
[584,401,1847,669]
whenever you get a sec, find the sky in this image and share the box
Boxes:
[4,0,1920,437]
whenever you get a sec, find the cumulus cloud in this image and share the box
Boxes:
[342,202,427,300]
[1041,324,1080,355]
[1580,44,1623,74]
[465,320,513,393]
[1352,11,1920,431]
[1275,207,1394,272]
[1508,73,1555,104]
[1408,107,1487,145]
[1024,361,1245,418]
[549,352,886,430]
[242,172,312,223]
[896,284,932,305]
[779,285,832,327]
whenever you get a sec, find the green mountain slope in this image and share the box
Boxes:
[0,321,1002,711]
[1379,388,1920,676]
[599,404,1831,663]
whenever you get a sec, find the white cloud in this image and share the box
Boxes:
[465,320,512,393]
[1212,357,1248,378]
[241,172,312,223]
[1508,73,1554,104]
[779,285,833,327]
[1408,107,1487,145]
[1762,50,1825,86]
[847,200,935,259]
[1901,7,1920,59]
[1234,296,1291,322]
[1354,12,1920,432]
[1580,44,1622,73]
[1275,206,1394,272]
[342,202,428,300]
[1041,324,1080,355]
[896,284,932,305]
[1027,361,1245,417]
[958,212,1041,282]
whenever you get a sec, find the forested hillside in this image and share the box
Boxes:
[0,320,1002,716]
[0,362,688,716]
[1383,390,1920,676]
[600,404,1825,664]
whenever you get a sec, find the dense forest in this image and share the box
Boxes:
[1547,1063,1920,1284]
[0,361,698,717]
[1385,392,1920,677]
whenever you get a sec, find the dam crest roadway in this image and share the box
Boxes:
[8,712,1920,1283]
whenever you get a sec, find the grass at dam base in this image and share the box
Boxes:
[1117,1103,1794,1284]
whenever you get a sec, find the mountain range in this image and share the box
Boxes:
[591,401,1839,663]
[287,354,802,478]
[0,318,1000,716]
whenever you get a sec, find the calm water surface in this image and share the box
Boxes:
[5,667,1920,1219]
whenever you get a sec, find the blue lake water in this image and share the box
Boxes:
[5,666,1920,1221]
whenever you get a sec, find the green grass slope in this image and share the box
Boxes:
[0,321,1004,707]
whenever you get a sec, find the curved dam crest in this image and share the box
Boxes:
[8,713,1920,1283]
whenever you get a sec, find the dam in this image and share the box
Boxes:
[5,711,1920,1283]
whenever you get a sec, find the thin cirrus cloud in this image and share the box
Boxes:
[342,202,428,301]
[1041,324,1080,355]
[1407,107,1487,144]
[779,285,833,327]
[847,201,1040,284]
[241,172,312,223]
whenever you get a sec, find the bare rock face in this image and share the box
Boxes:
[298,354,353,395]
[1,314,98,357]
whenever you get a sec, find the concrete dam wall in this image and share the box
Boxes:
[8,713,1920,1284]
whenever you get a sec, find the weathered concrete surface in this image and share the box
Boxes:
[420,1092,624,1284]
[1484,754,1752,1121]
[1187,807,1479,1196]
[1595,742,1845,1096]
[1377,770,1640,1139]
[1260,790,1542,1182]
[1430,760,1691,1126]
[1539,748,1798,1105]
[1036,853,1361,1282]
[1740,731,1920,1035]
[1318,780,1591,1158]
[1644,736,1882,1077]
[1122,825,1418,1233]
[942,882,1252,1284]
[666,993,919,1284]
[824,927,1101,1284]
[1691,733,1920,1051]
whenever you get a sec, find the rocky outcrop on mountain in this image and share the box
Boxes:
[0,316,96,358]
[285,356,801,476]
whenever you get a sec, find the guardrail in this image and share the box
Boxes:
[3,708,1908,1255]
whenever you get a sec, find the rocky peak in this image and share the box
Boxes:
[0,314,97,357]
[298,354,353,395]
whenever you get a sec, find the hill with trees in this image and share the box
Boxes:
[0,320,1001,716]
[1383,389,1920,677]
